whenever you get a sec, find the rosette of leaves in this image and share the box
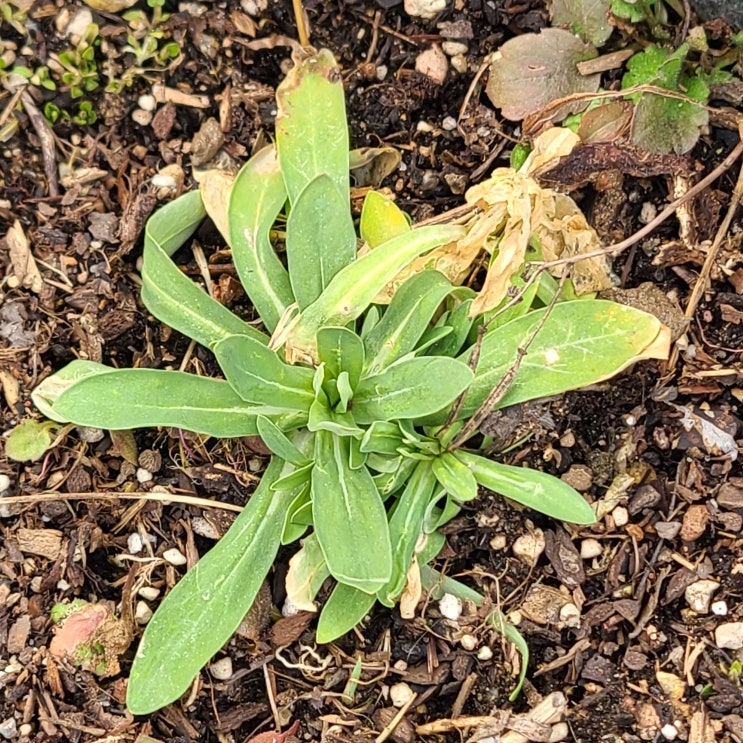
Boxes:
[22,48,670,714]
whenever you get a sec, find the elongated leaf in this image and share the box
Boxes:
[276,48,349,204]
[228,145,293,332]
[126,455,298,714]
[257,416,309,466]
[213,333,315,412]
[457,300,668,419]
[286,175,356,309]
[285,533,331,612]
[456,451,596,523]
[317,327,365,389]
[312,432,392,593]
[360,190,410,248]
[360,421,404,456]
[316,582,376,644]
[432,452,479,503]
[363,270,453,376]
[353,357,473,424]
[284,224,465,364]
[52,369,263,437]
[270,462,313,491]
[140,190,267,348]
[379,461,437,606]
[282,485,312,544]
[32,360,117,422]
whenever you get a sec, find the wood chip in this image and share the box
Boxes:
[16,527,63,560]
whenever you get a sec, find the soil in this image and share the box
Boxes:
[2,1,743,743]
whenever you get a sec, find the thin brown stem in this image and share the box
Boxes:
[292,0,310,47]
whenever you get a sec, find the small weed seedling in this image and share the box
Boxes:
[11,48,670,714]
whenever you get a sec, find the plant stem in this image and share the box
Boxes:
[292,0,310,47]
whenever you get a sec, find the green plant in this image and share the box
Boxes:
[15,48,669,714]
[104,0,181,92]
[50,25,100,98]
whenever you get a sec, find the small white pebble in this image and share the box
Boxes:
[685,579,720,614]
[376,64,388,81]
[512,529,545,566]
[163,548,187,566]
[460,634,477,651]
[441,116,457,131]
[0,718,17,740]
[127,533,143,554]
[558,603,581,629]
[56,579,70,591]
[550,722,569,742]
[489,534,507,550]
[450,54,468,74]
[389,681,415,708]
[438,593,462,621]
[19,724,32,737]
[416,120,434,133]
[0,474,10,494]
[136,467,153,484]
[715,621,743,649]
[477,646,493,661]
[138,93,157,112]
[639,201,658,225]
[134,601,153,625]
[441,40,468,56]
[210,656,233,680]
[76,426,104,443]
[611,506,629,528]
[711,600,728,616]
[660,723,679,740]
[138,586,160,601]
[580,538,603,559]
[131,108,153,127]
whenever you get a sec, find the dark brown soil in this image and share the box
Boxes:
[2,2,743,742]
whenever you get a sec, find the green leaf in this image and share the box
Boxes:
[284,224,465,363]
[316,582,376,644]
[270,462,314,491]
[363,270,453,376]
[432,452,479,503]
[622,44,708,155]
[286,175,357,309]
[317,327,365,389]
[256,416,309,466]
[360,190,410,248]
[228,145,293,333]
[373,456,417,498]
[140,190,267,348]
[457,300,665,419]
[379,461,437,605]
[360,421,404,456]
[276,48,349,204]
[353,357,473,424]
[551,0,613,47]
[52,369,264,437]
[5,419,57,462]
[126,455,299,714]
[311,432,392,593]
[282,484,312,544]
[213,333,315,412]
[427,296,477,358]
[456,451,596,524]
[32,360,116,422]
